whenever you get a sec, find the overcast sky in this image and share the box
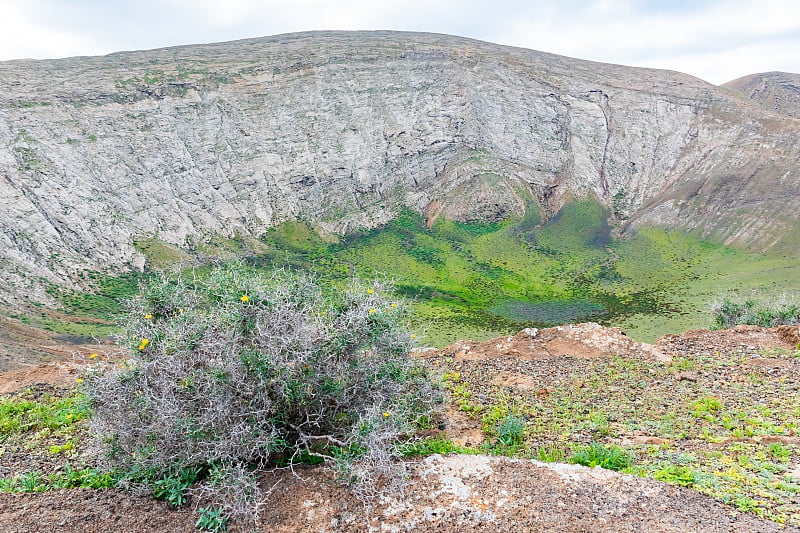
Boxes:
[2,0,799,85]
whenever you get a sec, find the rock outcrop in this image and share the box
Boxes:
[1,31,799,306]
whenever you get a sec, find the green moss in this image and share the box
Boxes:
[262,220,326,254]
[46,272,141,321]
[43,200,800,348]
[134,239,192,269]
[237,201,800,345]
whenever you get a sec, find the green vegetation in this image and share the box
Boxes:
[0,388,113,493]
[400,435,476,457]
[569,442,633,471]
[83,264,441,522]
[48,272,142,320]
[0,466,115,493]
[12,271,144,338]
[196,506,229,532]
[248,201,800,344]
[494,414,527,447]
[30,199,800,347]
[134,239,191,268]
[0,389,88,447]
[712,294,800,329]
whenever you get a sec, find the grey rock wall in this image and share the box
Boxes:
[1,31,798,306]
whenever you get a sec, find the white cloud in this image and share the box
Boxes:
[497,0,800,83]
[0,1,105,59]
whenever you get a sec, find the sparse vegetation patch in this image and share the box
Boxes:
[712,294,800,329]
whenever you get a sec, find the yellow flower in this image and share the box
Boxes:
[411,334,417,339]
[144,314,152,320]
[178,308,184,313]
[65,413,73,419]
[240,295,250,303]
[383,412,390,418]
[89,353,98,359]
[369,308,376,314]
[138,338,150,350]
[391,303,398,308]
[75,377,83,383]
[367,288,374,294]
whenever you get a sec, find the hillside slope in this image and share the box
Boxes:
[724,71,800,118]
[1,31,800,306]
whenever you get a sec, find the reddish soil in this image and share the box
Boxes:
[1,457,796,533]
[2,322,800,532]
[0,314,118,391]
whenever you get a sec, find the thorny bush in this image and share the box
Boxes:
[83,264,441,521]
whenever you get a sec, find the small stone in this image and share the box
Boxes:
[523,328,539,338]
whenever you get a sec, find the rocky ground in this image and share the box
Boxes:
[1,322,800,532]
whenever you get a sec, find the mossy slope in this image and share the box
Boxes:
[33,199,800,346]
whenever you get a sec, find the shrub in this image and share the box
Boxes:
[494,414,527,447]
[712,294,800,329]
[84,264,440,521]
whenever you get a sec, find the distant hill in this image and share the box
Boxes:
[1,31,800,307]
[723,71,800,118]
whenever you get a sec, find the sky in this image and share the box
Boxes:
[1,0,799,85]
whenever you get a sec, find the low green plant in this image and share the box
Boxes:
[494,414,526,447]
[532,445,568,463]
[48,464,115,490]
[732,495,762,514]
[448,383,482,415]
[0,477,18,492]
[151,466,201,507]
[0,391,87,438]
[767,442,791,461]
[84,264,441,521]
[19,471,47,493]
[690,396,722,419]
[669,357,695,372]
[400,436,471,456]
[654,465,697,487]
[569,442,633,471]
[0,465,116,493]
[196,506,228,532]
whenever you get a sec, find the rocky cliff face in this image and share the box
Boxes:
[1,31,799,306]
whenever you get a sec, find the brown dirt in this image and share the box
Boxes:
[1,457,796,533]
[2,322,800,532]
[0,315,118,391]
[433,323,671,363]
